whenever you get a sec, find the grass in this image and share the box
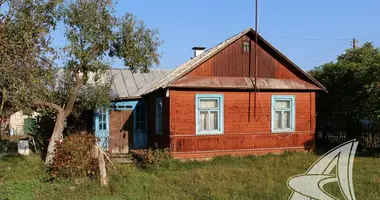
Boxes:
[0,152,380,200]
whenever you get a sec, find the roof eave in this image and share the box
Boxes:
[167,85,323,91]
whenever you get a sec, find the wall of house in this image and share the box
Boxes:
[186,34,312,84]
[146,89,170,149]
[169,89,316,158]
[109,110,133,153]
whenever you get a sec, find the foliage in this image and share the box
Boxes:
[1,153,380,199]
[1,0,162,164]
[310,42,380,130]
[50,133,98,178]
[0,0,60,117]
[132,148,172,169]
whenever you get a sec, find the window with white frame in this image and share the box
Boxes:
[98,107,108,130]
[156,97,163,135]
[196,94,224,134]
[271,95,295,132]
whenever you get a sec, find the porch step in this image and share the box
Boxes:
[112,157,134,164]
[111,153,132,158]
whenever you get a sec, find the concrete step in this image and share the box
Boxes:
[112,157,134,164]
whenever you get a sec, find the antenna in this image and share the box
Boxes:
[254,0,259,119]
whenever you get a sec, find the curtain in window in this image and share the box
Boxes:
[199,99,219,131]
[199,99,218,109]
[156,98,163,134]
[210,111,218,130]
[275,100,290,109]
[273,97,293,131]
[200,111,208,131]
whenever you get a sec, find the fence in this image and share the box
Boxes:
[316,127,380,150]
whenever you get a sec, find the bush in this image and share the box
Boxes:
[50,133,99,178]
[132,148,172,169]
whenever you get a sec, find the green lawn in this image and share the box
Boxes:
[0,152,379,200]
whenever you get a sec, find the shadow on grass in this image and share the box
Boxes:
[0,139,18,155]
[314,143,380,158]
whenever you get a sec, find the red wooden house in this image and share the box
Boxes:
[95,28,326,159]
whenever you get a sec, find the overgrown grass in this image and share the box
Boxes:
[0,152,379,200]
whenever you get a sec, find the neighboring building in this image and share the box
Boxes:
[95,28,326,158]
[9,111,39,136]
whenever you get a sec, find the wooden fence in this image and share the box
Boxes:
[316,128,380,149]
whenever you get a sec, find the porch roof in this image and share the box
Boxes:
[110,69,172,100]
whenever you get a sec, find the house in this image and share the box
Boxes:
[9,111,39,136]
[94,69,171,153]
[94,28,326,158]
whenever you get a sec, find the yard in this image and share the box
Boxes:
[0,152,379,200]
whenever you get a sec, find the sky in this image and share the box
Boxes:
[54,0,380,71]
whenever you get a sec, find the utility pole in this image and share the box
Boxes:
[253,0,258,119]
[352,38,357,49]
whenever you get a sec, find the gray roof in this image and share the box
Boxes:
[109,69,172,99]
[144,28,326,94]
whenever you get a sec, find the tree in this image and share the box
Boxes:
[0,0,60,136]
[0,0,57,115]
[310,42,380,131]
[1,0,161,165]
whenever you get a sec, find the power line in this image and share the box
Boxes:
[274,36,352,41]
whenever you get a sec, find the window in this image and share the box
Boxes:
[135,105,145,131]
[156,98,163,135]
[110,101,136,110]
[196,94,224,134]
[271,95,295,132]
[243,41,250,52]
[98,107,108,130]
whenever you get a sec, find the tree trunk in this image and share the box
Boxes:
[44,112,66,166]
[98,146,108,187]
[41,72,84,166]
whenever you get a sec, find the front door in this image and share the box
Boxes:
[95,107,109,150]
[133,102,147,149]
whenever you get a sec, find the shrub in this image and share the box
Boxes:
[132,148,172,169]
[50,133,99,178]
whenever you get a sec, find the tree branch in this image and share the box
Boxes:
[63,72,83,117]
[33,100,64,113]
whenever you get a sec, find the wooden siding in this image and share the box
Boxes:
[185,34,311,84]
[146,90,170,148]
[171,133,314,158]
[169,89,316,157]
[109,110,132,153]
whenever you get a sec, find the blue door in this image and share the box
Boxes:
[94,107,109,150]
[133,102,147,149]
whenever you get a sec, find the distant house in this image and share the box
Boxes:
[9,111,39,136]
[94,28,326,158]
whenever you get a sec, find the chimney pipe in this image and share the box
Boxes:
[192,47,206,57]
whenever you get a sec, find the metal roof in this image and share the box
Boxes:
[109,68,172,99]
[170,76,321,90]
[144,28,326,94]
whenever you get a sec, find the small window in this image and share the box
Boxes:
[271,95,295,132]
[243,41,250,52]
[196,94,224,134]
[97,107,108,130]
[156,98,163,135]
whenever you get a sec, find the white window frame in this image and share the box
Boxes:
[195,94,224,135]
[271,95,295,133]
